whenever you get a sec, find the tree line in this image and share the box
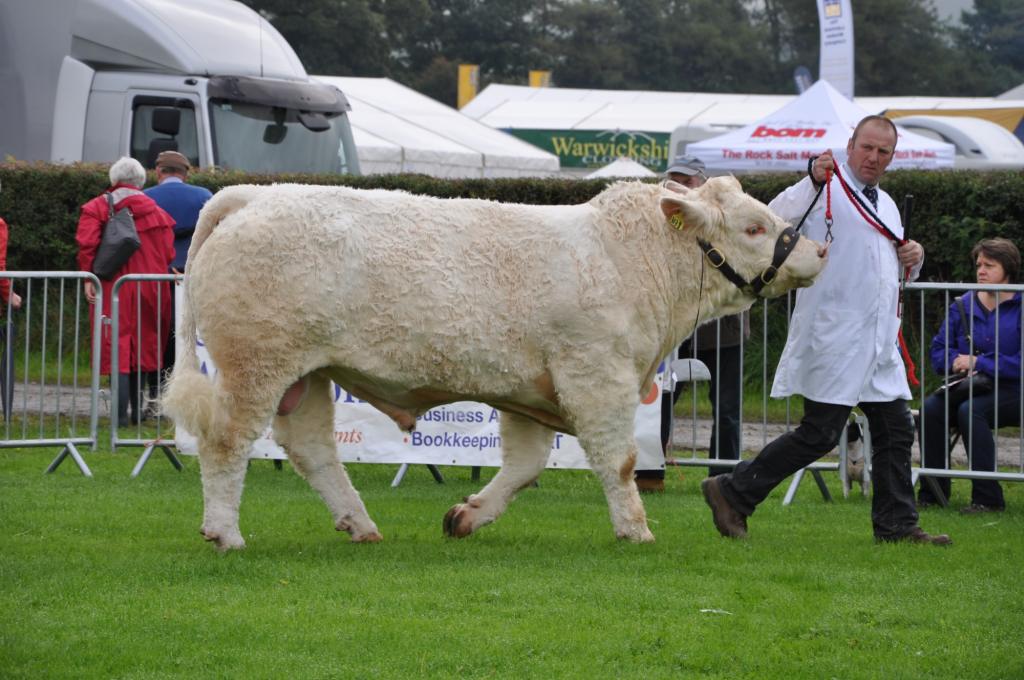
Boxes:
[239,0,1023,105]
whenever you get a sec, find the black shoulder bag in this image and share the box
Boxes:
[92,193,141,280]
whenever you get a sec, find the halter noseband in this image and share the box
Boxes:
[696,226,801,297]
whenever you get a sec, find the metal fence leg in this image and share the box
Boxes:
[810,469,832,502]
[45,443,93,478]
[783,468,833,505]
[782,468,805,505]
[391,463,409,487]
[391,463,445,487]
[130,444,183,478]
[838,425,851,498]
[922,476,949,507]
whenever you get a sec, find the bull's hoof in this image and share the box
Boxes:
[442,504,475,538]
[336,518,382,543]
[200,527,246,551]
[615,527,656,543]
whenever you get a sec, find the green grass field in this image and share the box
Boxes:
[2,448,1022,679]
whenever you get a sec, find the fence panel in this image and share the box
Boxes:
[0,272,102,476]
[100,270,1023,498]
[906,281,1024,505]
[667,282,1023,504]
[108,273,182,477]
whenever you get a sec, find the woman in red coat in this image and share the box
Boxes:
[76,157,175,424]
[1,179,23,421]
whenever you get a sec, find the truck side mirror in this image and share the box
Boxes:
[263,123,287,145]
[298,111,330,132]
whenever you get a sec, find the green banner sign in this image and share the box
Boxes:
[509,129,671,172]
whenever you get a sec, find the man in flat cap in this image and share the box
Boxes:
[665,154,707,189]
[146,152,212,266]
[145,150,213,396]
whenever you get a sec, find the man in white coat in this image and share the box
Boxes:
[701,115,952,545]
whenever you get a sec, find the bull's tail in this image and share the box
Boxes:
[162,185,262,441]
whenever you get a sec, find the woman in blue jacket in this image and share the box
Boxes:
[918,238,1022,513]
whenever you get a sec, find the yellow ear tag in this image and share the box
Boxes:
[669,213,685,230]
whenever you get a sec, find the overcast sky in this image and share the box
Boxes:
[931,0,974,23]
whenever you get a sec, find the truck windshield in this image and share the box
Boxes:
[209,100,358,174]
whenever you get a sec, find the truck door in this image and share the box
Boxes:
[128,94,204,170]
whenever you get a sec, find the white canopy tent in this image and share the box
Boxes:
[685,80,956,173]
[315,77,559,178]
[585,157,657,178]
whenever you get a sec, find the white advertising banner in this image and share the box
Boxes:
[818,0,855,99]
[173,288,666,471]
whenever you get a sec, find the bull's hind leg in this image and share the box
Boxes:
[557,372,653,543]
[443,412,554,538]
[195,361,307,551]
[273,373,381,543]
[196,402,269,551]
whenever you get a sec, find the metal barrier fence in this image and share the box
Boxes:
[0,272,102,476]
[668,281,1024,505]
[907,281,1024,506]
[5,271,1021,499]
[108,273,182,477]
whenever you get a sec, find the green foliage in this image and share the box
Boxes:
[3,161,1022,280]
[2,453,1023,678]
[954,0,1024,95]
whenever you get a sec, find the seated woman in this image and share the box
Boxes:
[918,238,1022,513]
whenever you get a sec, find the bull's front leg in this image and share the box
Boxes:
[557,370,654,543]
[443,412,554,538]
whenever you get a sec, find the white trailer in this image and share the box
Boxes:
[0,0,360,174]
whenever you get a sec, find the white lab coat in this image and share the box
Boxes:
[768,164,921,406]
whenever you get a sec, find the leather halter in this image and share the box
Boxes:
[696,226,801,297]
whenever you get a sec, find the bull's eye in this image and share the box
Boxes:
[746,225,766,236]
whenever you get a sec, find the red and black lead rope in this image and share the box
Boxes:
[822,165,920,387]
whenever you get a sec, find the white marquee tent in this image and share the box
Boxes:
[315,76,559,178]
[462,82,1024,172]
[585,157,657,178]
[685,80,956,172]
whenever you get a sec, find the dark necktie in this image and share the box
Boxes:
[863,185,878,210]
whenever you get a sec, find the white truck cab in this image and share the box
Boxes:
[1,0,360,175]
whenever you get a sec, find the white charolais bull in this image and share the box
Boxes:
[164,178,826,550]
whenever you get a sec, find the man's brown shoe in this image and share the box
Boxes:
[888,526,953,546]
[960,503,1004,515]
[635,477,665,494]
[700,476,747,538]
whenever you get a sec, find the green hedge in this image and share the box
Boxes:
[1,161,1021,282]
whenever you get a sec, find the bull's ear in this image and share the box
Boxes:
[699,175,742,202]
[660,196,710,232]
[663,180,690,195]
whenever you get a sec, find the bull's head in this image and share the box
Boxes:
[660,176,827,299]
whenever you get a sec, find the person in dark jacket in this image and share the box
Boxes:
[144,150,212,275]
[76,157,175,424]
[144,150,212,386]
[918,238,1022,513]
[636,155,748,492]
